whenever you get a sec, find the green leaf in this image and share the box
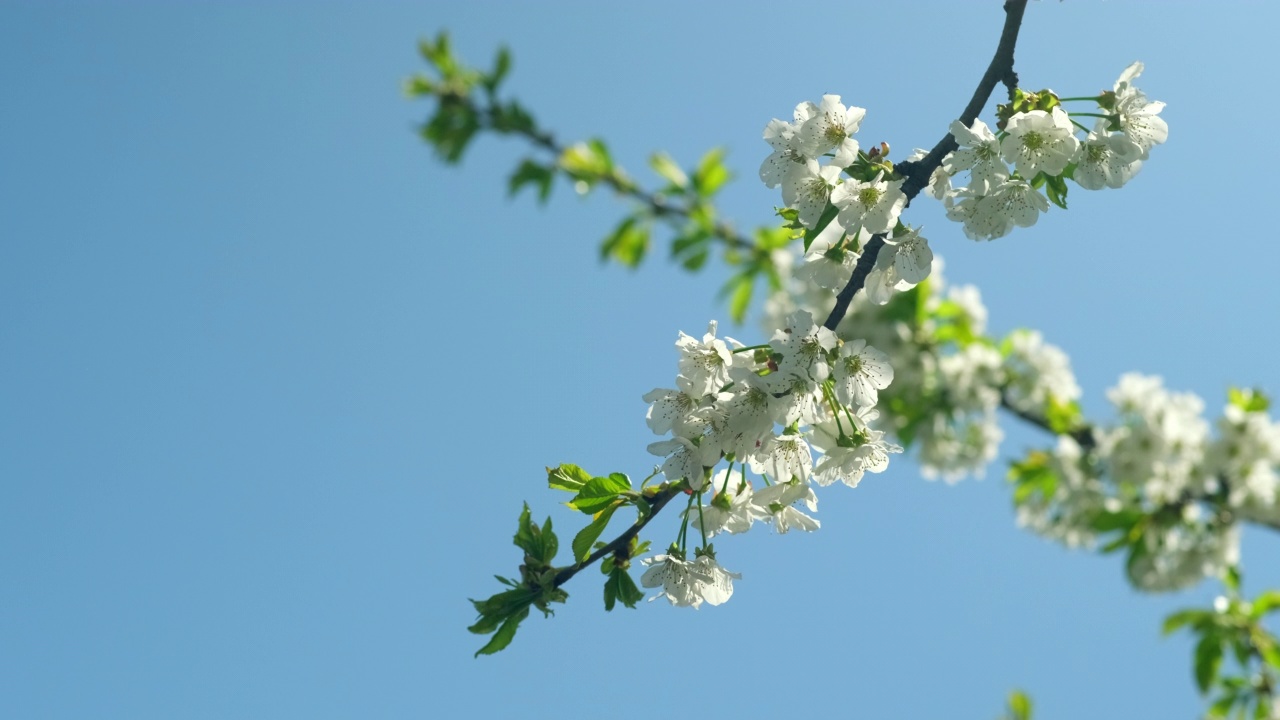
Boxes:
[649,152,689,190]
[1225,566,1242,593]
[692,148,731,197]
[1044,396,1082,434]
[473,606,530,657]
[801,203,839,253]
[1261,642,1280,670]
[1195,633,1224,694]
[1162,609,1212,635]
[1007,690,1033,720]
[1089,507,1144,533]
[572,503,620,562]
[1251,590,1280,619]
[1209,692,1239,719]
[680,248,709,271]
[539,516,558,564]
[547,463,592,493]
[754,225,795,251]
[508,159,556,203]
[469,587,536,628]
[561,141,611,183]
[604,566,645,611]
[420,103,481,164]
[483,46,511,93]
[1007,451,1058,506]
[403,74,435,97]
[568,474,632,515]
[723,271,755,323]
[599,216,650,268]
[587,138,613,170]
[513,503,537,556]
[491,100,536,135]
[1044,174,1068,209]
[1229,387,1270,413]
[671,229,711,266]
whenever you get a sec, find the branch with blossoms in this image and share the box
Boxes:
[406,33,788,322]
[410,2,1280,712]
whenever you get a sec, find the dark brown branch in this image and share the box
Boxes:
[823,234,886,331]
[998,392,1096,449]
[822,0,1029,332]
[896,0,1029,202]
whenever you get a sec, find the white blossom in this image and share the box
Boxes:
[676,321,737,397]
[640,553,740,608]
[944,118,1009,193]
[770,309,838,382]
[809,407,902,488]
[1100,374,1209,505]
[796,220,858,292]
[946,179,1049,241]
[751,480,820,533]
[798,94,865,164]
[831,338,894,408]
[1000,107,1079,178]
[1112,61,1168,159]
[692,468,763,536]
[759,101,819,188]
[782,159,842,229]
[749,432,814,484]
[831,171,907,235]
[647,436,717,490]
[1072,119,1143,191]
[1002,329,1081,414]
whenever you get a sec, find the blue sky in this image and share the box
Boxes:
[2,2,1279,718]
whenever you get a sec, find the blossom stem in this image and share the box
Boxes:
[677,491,697,552]
[695,490,709,550]
[822,382,847,436]
[732,344,771,354]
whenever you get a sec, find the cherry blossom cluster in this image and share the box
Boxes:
[1016,376,1280,591]
[769,240,1278,592]
[938,62,1168,240]
[638,315,903,607]
[761,95,936,300]
[766,257,1040,479]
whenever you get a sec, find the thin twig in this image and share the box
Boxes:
[475,105,758,253]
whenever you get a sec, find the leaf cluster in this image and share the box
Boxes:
[1163,572,1280,719]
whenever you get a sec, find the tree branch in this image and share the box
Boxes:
[552,0,1037,594]
[997,393,1280,534]
[469,99,759,253]
[823,0,1029,331]
[550,484,685,589]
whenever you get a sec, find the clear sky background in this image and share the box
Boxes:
[2,2,1279,719]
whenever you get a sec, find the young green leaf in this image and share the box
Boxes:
[473,606,530,657]
[547,463,592,493]
[1194,633,1224,694]
[604,566,645,611]
[568,474,632,515]
[572,503,620,562]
